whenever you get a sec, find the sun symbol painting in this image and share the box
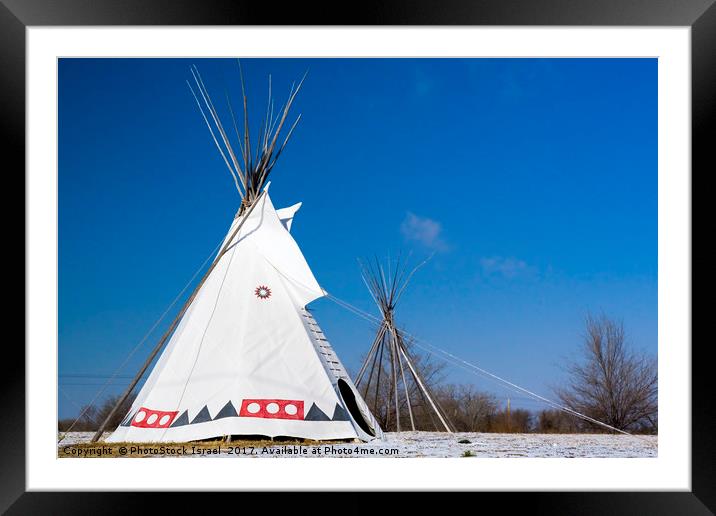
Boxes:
[254,285,272,300]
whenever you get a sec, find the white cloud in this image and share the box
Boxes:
[480,256,533,279]
[400,212,448,251]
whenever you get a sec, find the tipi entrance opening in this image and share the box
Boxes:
[337,379,377,437]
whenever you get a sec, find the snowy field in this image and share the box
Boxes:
[59,431,657,458]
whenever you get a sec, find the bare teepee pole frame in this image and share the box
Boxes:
[396,336,416,430]
[91,63,304,442]
[355,257,454,433]
[355,323,386,385]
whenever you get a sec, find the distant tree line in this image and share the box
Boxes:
[58,394,135,432]
[432,386,653,434]
[60,314,657,436]
[357,313,657,435]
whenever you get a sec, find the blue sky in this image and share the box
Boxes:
[58,58,657,419]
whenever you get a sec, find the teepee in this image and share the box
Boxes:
[355,257,455,433]
[92,64,381,443]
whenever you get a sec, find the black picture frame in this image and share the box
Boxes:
[4,0,711,513]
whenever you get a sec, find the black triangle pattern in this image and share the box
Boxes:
[214,401,238,420]
[190,405,212,424]
[170,410,190,427]
[304,403,330,421]
[331,403,350,421]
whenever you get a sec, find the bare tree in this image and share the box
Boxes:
[556,314,657,433]
[59,394,136,432]
[437,384,498,432]
[536,409,581,433]
[486,406,533,433]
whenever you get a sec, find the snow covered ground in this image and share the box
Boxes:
[58,431,657,458]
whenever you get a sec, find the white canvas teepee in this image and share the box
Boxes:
[107,187,381,442]
[93,65,383,443]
